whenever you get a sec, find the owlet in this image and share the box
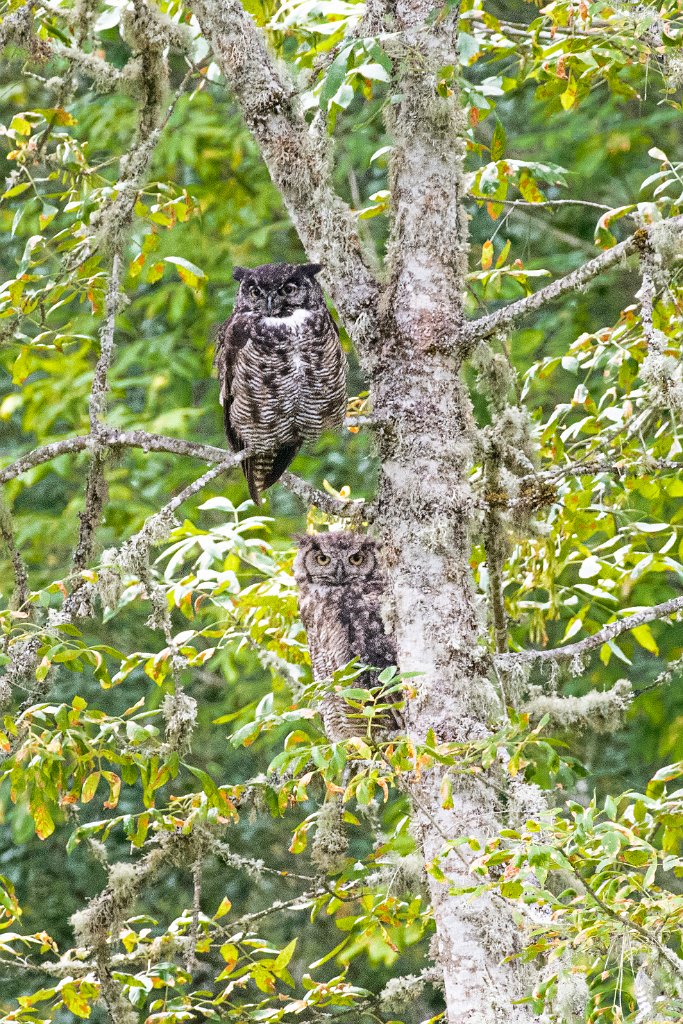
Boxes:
[294,531,402,742]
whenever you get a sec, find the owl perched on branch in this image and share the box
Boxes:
[294,532,403,743]
[214,263,347,504]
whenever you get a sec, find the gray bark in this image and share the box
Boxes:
[371,4,539,1017]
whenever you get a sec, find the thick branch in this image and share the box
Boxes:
[1,431,361,518]
[188,0,380,355]
[48,41,123,91]
[0,1,33,49]
[462,215,683,348]
[73,255,122,573]
[499,595,683,667]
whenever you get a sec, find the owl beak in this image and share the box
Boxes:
[334,564,344,584]
[266,294,274,315]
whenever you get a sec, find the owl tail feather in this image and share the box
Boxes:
[243,444,300,505]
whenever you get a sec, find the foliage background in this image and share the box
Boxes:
[2,0,683,1020]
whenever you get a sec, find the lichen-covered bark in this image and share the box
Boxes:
[371,4,540,1018]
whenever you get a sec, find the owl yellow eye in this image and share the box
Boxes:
[316,553,331,565]
[349,552,364,566]
[282,282,297,295]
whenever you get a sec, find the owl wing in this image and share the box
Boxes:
[351,596,403,733]
[214,314,250,454]
[300,599,363,742]
[215,315,292,504]
[298,592,348,682]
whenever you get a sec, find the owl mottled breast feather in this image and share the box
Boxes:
[214,263,346,503]
[294,532,401,742]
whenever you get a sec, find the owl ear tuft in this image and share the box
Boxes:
[293,532,318,548]
[232,266,250,282]
[302,263,323,278]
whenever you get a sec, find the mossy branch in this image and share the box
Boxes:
[499,595,683,667]
[462,215,683,349]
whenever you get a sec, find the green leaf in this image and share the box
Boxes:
[319,44,355,108]
[353,62,390,83]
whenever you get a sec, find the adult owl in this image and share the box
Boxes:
[214,262,347,504]
[293,531,402,743]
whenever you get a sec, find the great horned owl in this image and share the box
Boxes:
[214,263,347,504]
[293,531,402,742]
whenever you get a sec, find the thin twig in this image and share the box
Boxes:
[280,472,368,520]
[470,195,613,213]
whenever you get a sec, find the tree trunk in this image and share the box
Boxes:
[372,6,540,1020]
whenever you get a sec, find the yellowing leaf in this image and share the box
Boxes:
[481,239,494,270]
[147,262,165,284]
[36,108,78,126]
[10,115,31,136]
[101,771,121,809]
[2,181,30,200]
[518,170,546,203]
[31,797,55,841]
[495,238,511,268]
[11,347,30,385]
[491,119,506,161]
[632,623,659,656]
[289,825,308,854]
[164,256,207,289]
[560,76,578,111]
[80,772,101,804]
[214,896,232,919]
[39,204,58,230]
[129,253,145,278]
[219,942,238,972]
[60,983,94,1018]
